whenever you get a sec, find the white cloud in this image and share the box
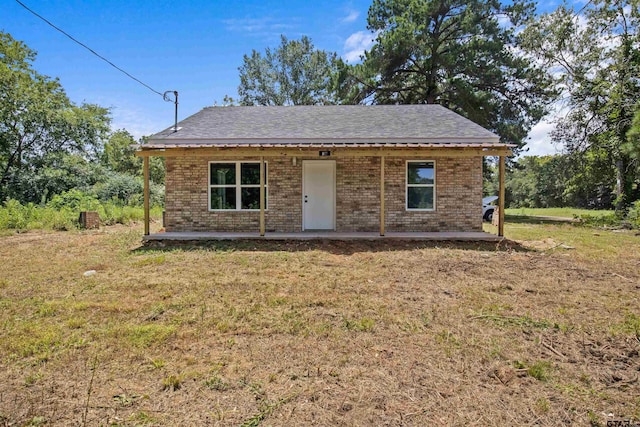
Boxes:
[521,119,561,157]
[342,10,359,23]
[222,17,295,35]
[496,14,511,28]
[111,105,162,140]
[342,31,376,63]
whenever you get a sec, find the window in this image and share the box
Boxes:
[209,162,267,210]
[407,161,435,210]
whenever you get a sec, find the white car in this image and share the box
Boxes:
[483,196,498,222]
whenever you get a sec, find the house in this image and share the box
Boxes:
[137,105,509,239]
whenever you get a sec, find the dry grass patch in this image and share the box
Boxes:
[0,224,638,425]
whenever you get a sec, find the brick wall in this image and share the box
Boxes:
[164,153,482,233]
[385,157,483,232]
[165,156,301,232]
[336,157,380,231]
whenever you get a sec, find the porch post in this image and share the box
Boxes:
[380,155,385,236]
[143,156,150,236]
[498,155,505,237]
[259,156,265,236]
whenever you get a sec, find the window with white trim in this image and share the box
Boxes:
[406,161,435,210]
[209,162,267,210]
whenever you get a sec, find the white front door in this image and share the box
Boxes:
[303,160,336,230]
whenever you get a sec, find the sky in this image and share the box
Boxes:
[4,0,564,156]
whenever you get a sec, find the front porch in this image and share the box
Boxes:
[143,231,503,242]
[141,152,508,240]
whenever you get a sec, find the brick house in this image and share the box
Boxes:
[137,105,510,239]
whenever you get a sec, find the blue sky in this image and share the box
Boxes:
[4,0,562,156]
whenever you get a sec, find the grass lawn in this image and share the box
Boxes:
[1,222,639,426]
[504,207,614,218]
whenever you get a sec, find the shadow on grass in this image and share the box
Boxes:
[504,215,576,225]
[131,237,531,255]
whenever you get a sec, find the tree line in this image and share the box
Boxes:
[2,0,638,217]
[485,154,618,209]
[233,0,639,212]
[0,32,164,214]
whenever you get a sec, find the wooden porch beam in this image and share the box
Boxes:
[380,156,385,236]
[259,156,265,236]
[136,147,512,159]
[498,155,506,237]
[143,156,150,236]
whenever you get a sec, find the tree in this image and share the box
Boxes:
[238,35,339,106]
[506,155,576,208]
[5,152,107,204]
[102,130,165,185]
[627,107,640,160]
[102,129,139,176]
[139,136,165,185]
[335,0,555,150]
[498,154,615,209]
[563,150,617,209]
[520,0,640,210]
[0,31,111,202]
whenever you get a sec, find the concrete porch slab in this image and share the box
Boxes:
[143,231,502,242]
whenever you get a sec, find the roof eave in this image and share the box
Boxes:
[135,143,514,159]
[145,136,502,145]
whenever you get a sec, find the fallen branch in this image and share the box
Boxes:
[606,376,638,389]
[541,340,567,360]
[612,273,632,282]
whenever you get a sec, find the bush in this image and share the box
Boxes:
[0,199,31,230]
[98,204,145,225]
[576,213,620,228]
[149,182,165,208]
[92,173,164,207]
[94,173,143,204]
[577,203,640,229]
[627,201,640,229]
[2,154,108,205]
[47,189,100,211]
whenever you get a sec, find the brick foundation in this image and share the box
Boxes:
[164,153,482,233]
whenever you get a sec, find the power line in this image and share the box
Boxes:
[15,0,165,98]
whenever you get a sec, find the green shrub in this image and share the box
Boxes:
[43,209,76,231]
[149,182,165,208]
[92,173,164,208]
[0,199,30,230]
[627,201,640,229]
[99,203,146,225]
[575,213,620,227]
[47,189,100,211]
[527,361,552,381]
[577,204,640,230]
[94,173,143,204]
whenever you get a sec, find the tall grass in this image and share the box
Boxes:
[0,199,162,231]
[505,205,640,229]
[504,207,614,218]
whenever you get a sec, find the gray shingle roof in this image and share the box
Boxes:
[147,104,500,145]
